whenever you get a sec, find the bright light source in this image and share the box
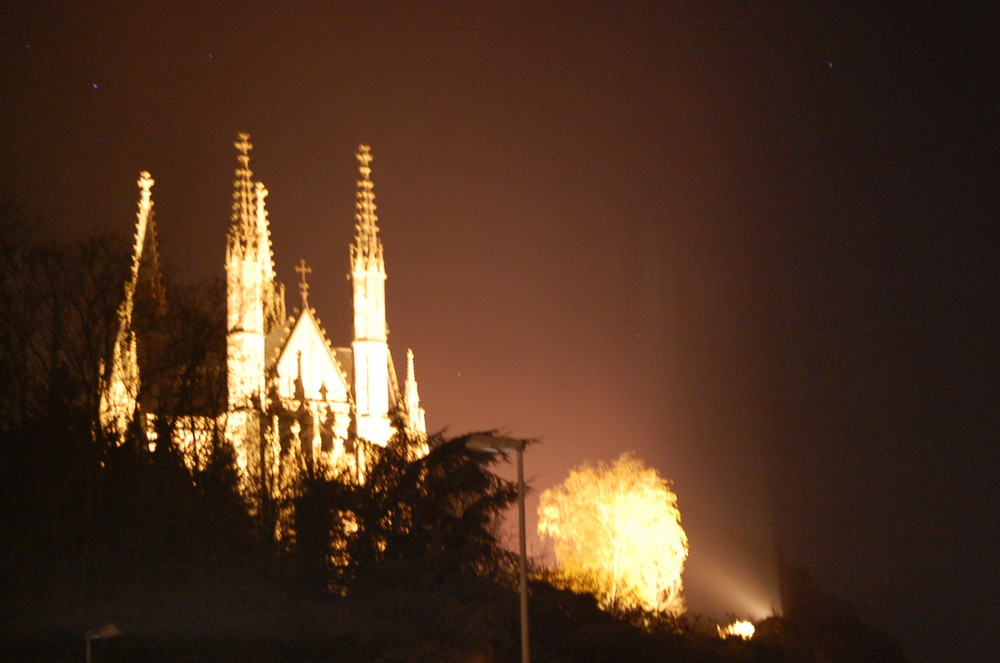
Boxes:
[718,619,755,640]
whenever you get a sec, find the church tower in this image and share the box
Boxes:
[350,145,394,446]
[226,133,265,412]
[225,133,282,475]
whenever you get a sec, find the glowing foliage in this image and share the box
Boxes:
[718,619,755,640]
[538,452,688,615]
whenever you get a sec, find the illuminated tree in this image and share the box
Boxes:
[538,452,688,615]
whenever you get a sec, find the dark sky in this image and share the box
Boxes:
[2,3,996,661]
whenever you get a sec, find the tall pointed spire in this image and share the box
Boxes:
[226,132,267,414]
[225,132,285,333]
[255,181,271,273]
[132,171,155,282]
[99,170,160,439]
[135,172,167,314]
[406,348,416,384]
[350,143,392,446]
[228,132,257,261]
[255,180,286,330]
[404,348,426,435]
[351,144,384,274]
[121,171,165,315]
[350,143,388,344]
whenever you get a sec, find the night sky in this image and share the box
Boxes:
[2,4,996,662]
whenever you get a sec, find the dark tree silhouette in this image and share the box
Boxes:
[293,432,519,596]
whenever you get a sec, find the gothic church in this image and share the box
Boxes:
[99,134,427,498]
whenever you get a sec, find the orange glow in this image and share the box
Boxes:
[538,453,688,615]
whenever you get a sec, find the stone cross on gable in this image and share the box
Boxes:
[295,258,312,305]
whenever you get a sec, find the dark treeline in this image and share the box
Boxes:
[0,211,904,662]
[0,207,264,635]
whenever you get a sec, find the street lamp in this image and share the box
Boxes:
[85,623,121,663]
[466,433,535,663]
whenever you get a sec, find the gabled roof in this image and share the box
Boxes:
[270,306,351,403]
[265,313,296,370]
[386,345,401,410]
[335,346,354,387]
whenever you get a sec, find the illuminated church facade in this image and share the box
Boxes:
[99,134,426,499]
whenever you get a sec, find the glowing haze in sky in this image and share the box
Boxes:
[1,4,995,663]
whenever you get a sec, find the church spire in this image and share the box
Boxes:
[132,171,155,283]
[114,170,167,325]
[122,171,154,313]
[226,132,267,414]
[255,181,272,275]
[255,180,286,331]
[404,348,426,435]
[99,170,163,440]
[350,144,392,446]
[227,132,257,262]
[351,144,384,274]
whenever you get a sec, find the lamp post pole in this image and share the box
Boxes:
[466,434,534,663]
[515,442,528,663]
[84,623,121,663]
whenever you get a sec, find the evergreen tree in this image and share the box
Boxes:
[293,432,519,595]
